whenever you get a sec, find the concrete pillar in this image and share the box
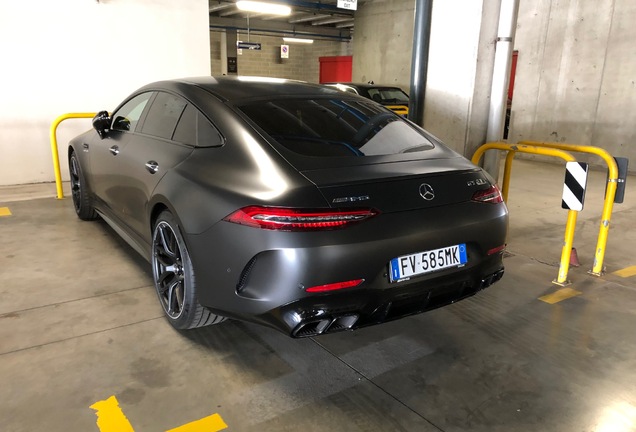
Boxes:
[423,0,501,163]
[221,31,228,75]
[484,0,520,180]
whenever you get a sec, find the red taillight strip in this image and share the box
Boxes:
[305,279,364,293]
[487,244,506,255]
[472,185,504,204]
[224,206,378,231]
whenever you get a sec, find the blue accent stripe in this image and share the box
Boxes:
[390,258,400,281]
[459,243,468,264]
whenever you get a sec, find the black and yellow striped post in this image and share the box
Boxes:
[554,162,589,286]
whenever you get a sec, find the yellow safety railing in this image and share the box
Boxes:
[472,142,578,286]
[50,113,97,199]
[518,141,618,276]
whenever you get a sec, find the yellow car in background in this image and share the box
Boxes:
[325,82,410,117]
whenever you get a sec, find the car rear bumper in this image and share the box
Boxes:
[187,201,508,336]
[260,263,504,337]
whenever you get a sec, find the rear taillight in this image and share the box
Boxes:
[305,279,364,293]
[224,206,378,231]
[472,185,504,204]
[487,244,506,255]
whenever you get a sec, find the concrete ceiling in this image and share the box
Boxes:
[209,0,363,41]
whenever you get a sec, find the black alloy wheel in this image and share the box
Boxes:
[151,211,225,329]
[69,152,97,220]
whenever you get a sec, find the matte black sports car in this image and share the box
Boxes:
[68,76,507,337]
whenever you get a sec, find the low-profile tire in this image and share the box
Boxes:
[151,211,226,330]
[69,152,97,220]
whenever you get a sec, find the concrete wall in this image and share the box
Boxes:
[0,0,210,186]
[511,0,636,171]
[209,31,352,83]
[353,0,499,158]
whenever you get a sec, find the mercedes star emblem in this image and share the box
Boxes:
[419,183,435,200]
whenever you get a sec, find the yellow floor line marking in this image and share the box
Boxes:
[613,266,636,278]
[90,395,227,431]
[0,207,11,216]
[166,413,228,432]
[90,396,135,432]
[539,287,582,304]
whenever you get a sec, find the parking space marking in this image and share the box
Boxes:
[166,414,227,432]
[90,395,227,432]
[0,207,11,216]
[613,266,636,278]
[90,396,134,432]
[539,288,582,304]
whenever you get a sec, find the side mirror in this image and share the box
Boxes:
[92,110,111,138]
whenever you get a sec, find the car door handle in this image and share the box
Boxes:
[145,161,159,174]
[109,145,119,155]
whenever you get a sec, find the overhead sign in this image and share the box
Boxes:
[281,45,289,59]
[237,41,262,50]
[337,0,357,10]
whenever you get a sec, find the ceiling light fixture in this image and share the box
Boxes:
[283,37,314,44]
[236,1,291,16]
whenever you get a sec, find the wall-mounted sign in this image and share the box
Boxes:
[337,0,357,10]
[237,41,262,50]
[227,57,238,74]
[281,45,289,59]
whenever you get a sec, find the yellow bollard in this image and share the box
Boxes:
[519,141,619,276]
[554,210,579,286]
[50,112,97,199]
[501,150,516,203]
[472,142,578,285]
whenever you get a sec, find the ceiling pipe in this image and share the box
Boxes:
[289,13,330,23]
[209,25,351,42]
[312,16,354,26]
[209,3,233,12]
[408,0,433,126]
[335,20,355,28]
[483,0,520,179]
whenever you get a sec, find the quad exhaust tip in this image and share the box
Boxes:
[293,314,359,338]
[480,269,505,289]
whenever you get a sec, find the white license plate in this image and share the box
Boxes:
[389,244,468,282]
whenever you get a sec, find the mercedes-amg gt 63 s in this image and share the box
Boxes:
[68,76,508,337]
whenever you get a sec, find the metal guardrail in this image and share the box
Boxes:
[472,142,578,285]
[50,112,97,199]
[474,141,623,284]
[518,141,619,276]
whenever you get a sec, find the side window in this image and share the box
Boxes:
[367,89,383,103]
[140,92,188,140]
[172,104,223,147]
[111,92,153,132]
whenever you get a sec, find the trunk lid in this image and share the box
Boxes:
[302,158,492,213]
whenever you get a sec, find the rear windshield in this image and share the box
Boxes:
[238,98,434,158]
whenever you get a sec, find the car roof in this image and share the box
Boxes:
[137,76,344,102]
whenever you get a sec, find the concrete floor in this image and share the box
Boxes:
[1,159,635,432]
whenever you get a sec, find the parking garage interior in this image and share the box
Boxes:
[1,1,635,431]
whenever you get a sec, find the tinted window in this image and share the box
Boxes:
[140,92,187,140]
[367,88,409,104]
[172,104,223,147]
[111,92,152,132]
[239,98,433,157]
